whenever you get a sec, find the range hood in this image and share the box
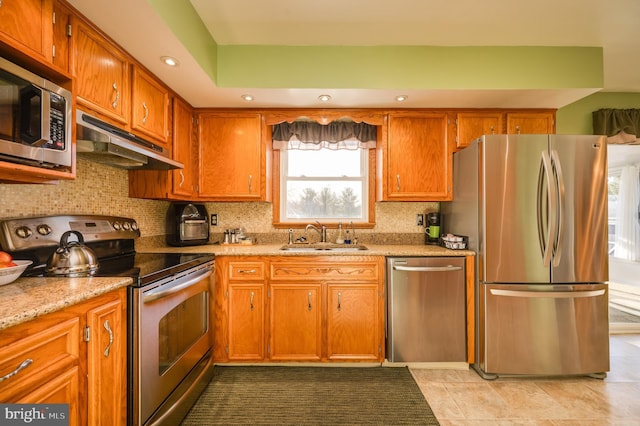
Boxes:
[76,110,183,170]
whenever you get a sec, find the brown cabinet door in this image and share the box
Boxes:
[51,0,71,72]
[73,19,130,124]
[0,0,49,61]
[456,112,503,150]
[228,284,265,360]
[86,292,126,426]
[385,112,451,201]
[269,283,322,361]
[131,66,170,145]
[171,97,196,198]
[198,113,263,200]
[326,283,380,360]
[506,112,555,134]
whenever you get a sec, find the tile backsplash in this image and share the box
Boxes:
[1,159,437,241]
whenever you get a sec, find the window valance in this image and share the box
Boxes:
[593,108,640,144]
[272,121,377,150]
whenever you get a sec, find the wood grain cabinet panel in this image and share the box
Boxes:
[0,288,127,426]
[506,111,555,134]
[0,0,50,61]
[228,284,265,360]
[131,65,170,146]
[455,112,503,150]
[382,112,452,201]
[51,0,71,73]
[197,112,265,201]
[73,18,130,124]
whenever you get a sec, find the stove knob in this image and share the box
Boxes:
[37,224,52,236]
[112,221,122,231]
[15,226,32,238]
[123,222,131,231]
[131,221,139,231]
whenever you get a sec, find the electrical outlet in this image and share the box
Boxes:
[416,213,425,227]
[210,214,218,226]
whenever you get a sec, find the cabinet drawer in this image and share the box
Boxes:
[0,317,80,401]
[228,262,265,280]
[270,261,380,281]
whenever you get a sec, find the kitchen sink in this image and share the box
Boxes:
[280,244,369,252]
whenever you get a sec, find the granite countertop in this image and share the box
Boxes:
[0,276,132,331]
[138,243,475,257]
[0,243,473,332]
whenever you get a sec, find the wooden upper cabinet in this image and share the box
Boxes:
[171,97,196,198]
[455,112,503,150]
[382,112,452,201]
[73,18,130,124]
[0,0,50,62]
[51,0,71,73]
[198,112,266,201]
[131,65,170,146]
[506,111,555,134]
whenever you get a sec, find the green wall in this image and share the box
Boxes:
[557,92,640,134]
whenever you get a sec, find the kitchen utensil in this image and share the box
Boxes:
[46,230,99,277]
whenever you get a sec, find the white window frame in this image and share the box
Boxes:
[279,148,369,223]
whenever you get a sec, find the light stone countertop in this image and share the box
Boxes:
[138,243,475,257]
[0,244,473,331]
[0,276,132,331]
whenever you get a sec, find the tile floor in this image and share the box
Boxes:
[410,334,640,425]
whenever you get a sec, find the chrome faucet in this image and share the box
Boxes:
[305,221,327,243]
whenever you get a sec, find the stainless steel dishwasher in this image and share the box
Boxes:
[386,257,466,362]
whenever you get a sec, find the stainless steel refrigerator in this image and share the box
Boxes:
[441,134,610,379]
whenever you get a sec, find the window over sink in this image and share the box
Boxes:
[279,148,369,223]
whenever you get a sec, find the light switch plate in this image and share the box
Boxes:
[416,214,425,227]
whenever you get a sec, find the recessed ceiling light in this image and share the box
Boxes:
[160,56,179,67]
[241,94,254,101]
[318,94,331,102]
[395,95,408,102]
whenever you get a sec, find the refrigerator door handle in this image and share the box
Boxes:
[537,150,558,266]
[490,288,606,298]
[550,149,565,266]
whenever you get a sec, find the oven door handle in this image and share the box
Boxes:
[143,268,212,303]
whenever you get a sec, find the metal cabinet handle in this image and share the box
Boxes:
[238,269,256,274]
[490,125,495,134]
[515,125,521,134]
[179,170,185,188]
[307,291,312,311]
[111,83,120,109]
[142,102,149,124]
[250,291,255,311]
[396,174,401,191]
[337,292,342,311]
[103,319,114,357]
[248,175,253,192]
[0,359,33,383]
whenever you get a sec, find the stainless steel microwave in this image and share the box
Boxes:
[0,57,72,168]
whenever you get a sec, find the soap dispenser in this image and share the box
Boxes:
[335,222,345,244]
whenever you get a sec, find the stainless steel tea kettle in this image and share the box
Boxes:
[46,230,99,277]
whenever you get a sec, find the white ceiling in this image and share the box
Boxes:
[67,0,640,109]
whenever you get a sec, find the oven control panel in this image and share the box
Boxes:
[0,215,140,252]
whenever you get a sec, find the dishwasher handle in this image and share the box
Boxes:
[393,265,463,272]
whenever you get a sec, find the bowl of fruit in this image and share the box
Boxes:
[0,251,32,286]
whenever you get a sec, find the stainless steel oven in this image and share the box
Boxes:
[130,259,215,426]
[0,215,215,426]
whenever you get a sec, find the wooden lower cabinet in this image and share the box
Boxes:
[326,283,381,361]
[269,283,323,361]
[214,255,385,363]
[0,288,127,426]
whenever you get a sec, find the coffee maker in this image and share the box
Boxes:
[425,212,441,245]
